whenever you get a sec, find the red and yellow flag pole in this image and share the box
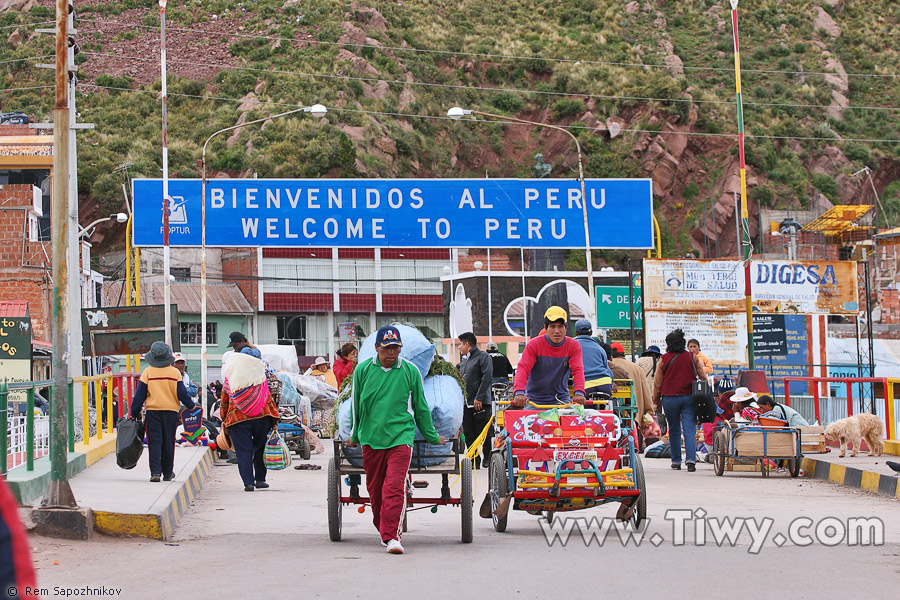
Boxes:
[730,0,755,369]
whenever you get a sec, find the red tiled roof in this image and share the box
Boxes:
[0,301,28,317]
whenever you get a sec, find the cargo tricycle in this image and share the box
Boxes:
[486,398,646,531]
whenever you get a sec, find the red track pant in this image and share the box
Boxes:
[362,444,412,543]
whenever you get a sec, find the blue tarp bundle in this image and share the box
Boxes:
[337,374,464,468]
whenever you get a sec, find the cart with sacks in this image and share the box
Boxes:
[327,324,473,543]
[484,398,646,531]
[328,436,473,543]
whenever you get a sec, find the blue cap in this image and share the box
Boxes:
[375,325,403,347]
[642,345,661,356]
[574,319,593,334]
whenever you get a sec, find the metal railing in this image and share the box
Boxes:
[2,372,139,475]
[782,376,897,440]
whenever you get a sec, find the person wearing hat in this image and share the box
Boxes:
[346,325,446,555]
[172,352,199,405]
[485,341,514,387]
[512,306,585,407]
[730,387,763,422]
[635,345,662,392]
[304,356,338,388]
[226,331,261,359]
[607,342,653,428]
[572,319,614,398]
[130,341,197,482]
[651,328,708,472]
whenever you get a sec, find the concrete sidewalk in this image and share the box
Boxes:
[32,445,215,540]
[7,434,119,505]
[801,449,900,499]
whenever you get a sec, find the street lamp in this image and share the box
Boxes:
[77,212,128,238]
[198,103,328,412]
[447,106,595,321]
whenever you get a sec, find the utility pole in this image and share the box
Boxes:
[42,0,76,510]
[35,2,89,379]
[160,0,172,346]
[66,2,83,379]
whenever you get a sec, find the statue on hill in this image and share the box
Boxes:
[531,153,552,178]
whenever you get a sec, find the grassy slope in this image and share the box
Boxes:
[1,0,899,257]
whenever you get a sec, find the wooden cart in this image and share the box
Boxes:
[712,421,803,477]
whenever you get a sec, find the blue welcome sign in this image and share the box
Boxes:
[132,178,653,249]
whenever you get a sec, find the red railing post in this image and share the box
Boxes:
[812,380,821,424]
[784,380,791,407]
[846,380,853,417]
[115,375,123,423]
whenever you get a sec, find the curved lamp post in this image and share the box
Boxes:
[447,106,595,322]
[77,212,128,238]
[198,104,327,410]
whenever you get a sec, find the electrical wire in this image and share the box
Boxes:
[80,51,721,106]
[75,17,900,80]
[79,82,900,144]
[79,50,900,113]
[0,55,55,65]
[0,84,55,93]
[0,21,52,31]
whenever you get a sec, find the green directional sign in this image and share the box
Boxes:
[595,286,643,329]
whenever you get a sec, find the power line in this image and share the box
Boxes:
[0,84,55,93]
[0,21,52,31]
[79,82,900,144]
[81,51,720,106]
[0,55,55,65]
[76,17,900,80]
[79,50,900,113]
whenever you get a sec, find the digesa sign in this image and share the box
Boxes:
[132,178,654,249]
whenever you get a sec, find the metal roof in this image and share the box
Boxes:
[0,300,28,317]
[875,227,900,246]
[103,282,254,315]
[801,205,872,237]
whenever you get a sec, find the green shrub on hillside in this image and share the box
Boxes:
[811,173,838,201]
[489,92,525,114]
[552,99,584,120]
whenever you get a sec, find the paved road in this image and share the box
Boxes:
[28,448,900,599]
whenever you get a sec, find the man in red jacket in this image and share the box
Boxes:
[1,479,38,599]
[512,306,586,407]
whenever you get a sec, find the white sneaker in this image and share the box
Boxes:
[385,539,404,554]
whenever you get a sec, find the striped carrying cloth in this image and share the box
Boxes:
[224,380,269,417]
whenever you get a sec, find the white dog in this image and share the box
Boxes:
[823,413,884,457]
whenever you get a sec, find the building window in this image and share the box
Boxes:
[180,322,217,345]
[171,267,191,282]
[276,315,306,356]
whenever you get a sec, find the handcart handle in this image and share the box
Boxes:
[496,400,602,409]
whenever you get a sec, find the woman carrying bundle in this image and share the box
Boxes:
[221,352,280,492]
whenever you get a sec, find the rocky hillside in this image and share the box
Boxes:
[2,0,900,262]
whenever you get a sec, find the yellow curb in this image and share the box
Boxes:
[73,433,118,467]
[800,457,816,475]
[883,440,900,456]
[89,448,214,540]
[93,511,163,540]
[860,470,881,494]
[828,463,846,485]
